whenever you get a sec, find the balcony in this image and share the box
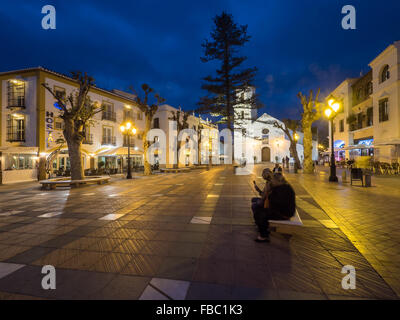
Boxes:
[102,136,116,146]
[102,111,116,122]
[123,136,136,147]
[123,115,135,122]
[123,141,136,147]
[7,97,25,109]
[7,131,25,142]
[83,134,93,145]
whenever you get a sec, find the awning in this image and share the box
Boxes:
[333,145,374,152]
[96,147,143,156]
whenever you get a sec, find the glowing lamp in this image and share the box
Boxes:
[324,108,333,118]
[331,102,340,113]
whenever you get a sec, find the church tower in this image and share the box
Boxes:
[233,86,258,132]
[233,87,258,162]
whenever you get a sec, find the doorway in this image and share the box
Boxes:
[262,147,271,162]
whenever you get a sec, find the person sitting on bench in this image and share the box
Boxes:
[252,173,296,243]
[252,168,273,210]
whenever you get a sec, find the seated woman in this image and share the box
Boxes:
[252,168,273,210]
[252,173,296,243]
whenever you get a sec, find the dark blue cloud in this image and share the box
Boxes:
[1,0,399,121]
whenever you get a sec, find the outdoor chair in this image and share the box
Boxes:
[351,168,364,186]
[392,163,399,175]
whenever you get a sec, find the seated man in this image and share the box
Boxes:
[252,173,296,242]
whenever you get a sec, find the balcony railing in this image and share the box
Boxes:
[7,97,25,109]
[7,131,25,142]
[83,134,93,145]
[123,115,135,122]
[102,136,116,146]
[102,111,116,122]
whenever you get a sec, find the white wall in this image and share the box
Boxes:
[1,76,37,148]
[1,169,37,184]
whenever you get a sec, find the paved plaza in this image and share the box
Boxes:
[0,165,399,300]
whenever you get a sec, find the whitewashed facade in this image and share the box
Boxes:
[233,89,318,164]
[328,41,400,163]
[0,67,218,184]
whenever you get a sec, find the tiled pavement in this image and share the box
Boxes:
[289,167,400,298]
[0,166,398,300]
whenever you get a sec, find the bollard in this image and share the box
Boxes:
[342,170,347,183]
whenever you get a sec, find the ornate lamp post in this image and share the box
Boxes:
[293,133,299,173]
[120,122,137,179]
[324,98,341,182]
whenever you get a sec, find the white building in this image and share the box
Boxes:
[328,41,400,163]
[233,88,318,164]
[0,67,218,184]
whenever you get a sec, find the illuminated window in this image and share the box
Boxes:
[7,80,25,108]
[6,114,25,142]
[5,154,34,170]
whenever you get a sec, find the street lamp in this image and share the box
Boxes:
[293,133,299,173]
[120,122,137,179]
[324,98,341,182]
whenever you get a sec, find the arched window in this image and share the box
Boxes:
[380,65,390,83]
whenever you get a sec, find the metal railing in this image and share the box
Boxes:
[102,111,116,122]
[101,136,116,146]
[83,134,93,145]
[6,131,25,142]
[7,97,25,108]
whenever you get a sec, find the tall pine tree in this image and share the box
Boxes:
[197,12,260,161]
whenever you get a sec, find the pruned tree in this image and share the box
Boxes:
[169,109,189,168]
[298,89,322,174]
[130,84,165,175]
[197,11,261,161]
[272,119,302,171]
[42,72,102,180]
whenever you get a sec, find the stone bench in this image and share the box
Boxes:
[160,168,191,173]
[40,176,110,190]
[190,165,209,170]
[269,209,303,227]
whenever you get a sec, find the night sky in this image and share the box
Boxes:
[1,0,400,122]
